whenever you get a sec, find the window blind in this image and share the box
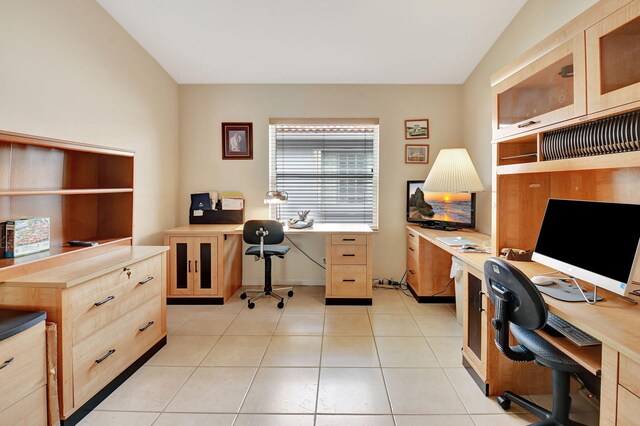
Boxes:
[269,123,379,227]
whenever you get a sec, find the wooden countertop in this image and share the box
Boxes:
[165,223,376,235]
[2,246,168,289]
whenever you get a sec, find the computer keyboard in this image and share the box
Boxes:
[546,312,601,347]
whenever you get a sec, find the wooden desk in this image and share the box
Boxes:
[164,223,376,305]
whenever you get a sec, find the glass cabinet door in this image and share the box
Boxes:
[587,0,640,113]
[169,237,193,295]
[493,34,586,139]
[193,236,218,296]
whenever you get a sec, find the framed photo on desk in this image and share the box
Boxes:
[222,122,253,160]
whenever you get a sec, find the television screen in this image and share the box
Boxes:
[406,180,475,228]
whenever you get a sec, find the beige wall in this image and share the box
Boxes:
[462,0,598,234]
[179,84,462,284]
[0,0,180,244]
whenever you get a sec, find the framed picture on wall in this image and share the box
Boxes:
[405,144,429,164]
[404,119,429,139]
[222,122,253,160]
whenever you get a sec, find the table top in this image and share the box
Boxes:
[165,223,376,235]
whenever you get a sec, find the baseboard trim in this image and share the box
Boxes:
[462,356,490,396]
[325,298,372,306]
[407,284,455,303]
[60,336,167,426]
[167,297,224,305]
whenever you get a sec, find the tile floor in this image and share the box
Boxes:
[80,286,600,425]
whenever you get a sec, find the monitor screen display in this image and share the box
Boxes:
[406,181,475,228]
[532,199,640,295]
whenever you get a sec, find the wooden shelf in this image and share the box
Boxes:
[0,188,133,196]
[536,329,602,376]
[496,150,640,175]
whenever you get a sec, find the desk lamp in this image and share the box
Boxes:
[422,148,484,193]
[264,190,288,222]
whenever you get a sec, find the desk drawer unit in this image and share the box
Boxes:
[326,234,372,302]
[0,387,47,426]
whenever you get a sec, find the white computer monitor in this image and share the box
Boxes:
[532,199,640,297]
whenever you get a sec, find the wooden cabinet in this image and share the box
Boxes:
[587,0,640,113]
[168,236,218,296]
[462,264,488,381]
[164,226,242,303]
[0,317,46,425]
[493,34,586,140]
[405,227,455,302]
[0,247,167,423]
[326,233,372,301]
[600,346,640,425]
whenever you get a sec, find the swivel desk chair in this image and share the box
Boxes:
[240,220,294,309]
[484,257,600,426]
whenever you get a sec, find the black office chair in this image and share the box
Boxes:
[484,257,600,426]
[240,220,294,309]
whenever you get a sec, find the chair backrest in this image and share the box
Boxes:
[484,257,547,362]
[243,220,285,245]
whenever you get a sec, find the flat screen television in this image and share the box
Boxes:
[406,180,476,230]
[532,198,640,297]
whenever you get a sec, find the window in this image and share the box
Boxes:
[269,120,379,227]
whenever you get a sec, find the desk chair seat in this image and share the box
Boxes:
[240,220,294,309]
[484,257,600,426]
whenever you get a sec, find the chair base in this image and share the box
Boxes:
[240,286,294,309]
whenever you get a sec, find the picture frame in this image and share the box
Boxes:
[222,122,253,160]
[404,119,429,139]
[405,144,429,164]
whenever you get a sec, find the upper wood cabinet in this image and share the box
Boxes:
[493,34,586,140]
[587,0,640,113]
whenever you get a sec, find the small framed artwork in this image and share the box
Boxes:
[405,144,429,164]
[404,119,429,139]
[222,122,253,160]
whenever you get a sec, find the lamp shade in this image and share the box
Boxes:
[422,148,484,193]
[264,191,288,204]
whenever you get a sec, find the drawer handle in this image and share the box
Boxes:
[94,295,115,306]
[139,321,155,332]
[95,349,116,364]
[408,270,415,275]
[188,260,191,273]
[409,247,415,252]
[0,357,14,370]
[409,233,415,238]
[342,254,356,257]
[138,276,154,285]
[342,279,356,282]
[195,260,198,273]
[478,291,486,313]
[342,238,356,241]
[517,120,539,128]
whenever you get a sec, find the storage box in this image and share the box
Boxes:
[4,217,51,258]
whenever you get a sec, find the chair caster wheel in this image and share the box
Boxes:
[497,396,511,410]
[248,302,255,309]
[288,290,294,297]
[240,293,247,300]
[277,301,285,309]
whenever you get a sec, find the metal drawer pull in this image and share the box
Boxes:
[188,260,191,272]
[342,238,356,241]
[409,247,415,252]
[342,279,356,282]
[517,120,539,128]
[408,270,415,275]
[478,291,485,312]
[139,321,154,332]
[94,295,115,306]
[195,260,198,273]
[138,276,154,285]
[342,254,356,257]
[409,233,415,238]
[95,349,116,364]
[0,357,15,370]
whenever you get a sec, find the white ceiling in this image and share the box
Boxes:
[97,0,526,84]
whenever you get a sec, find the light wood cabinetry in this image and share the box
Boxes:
[587,0,640,113]
[326,234,372,301]
[405,227,455,302]
[164,226,242,303]
[0,320,46,425]
[0,247,167,422]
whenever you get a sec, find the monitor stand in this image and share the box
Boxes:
[535,279,603,303]
[420,223,459,231]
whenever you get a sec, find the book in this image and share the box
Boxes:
[190,193,212,210]
[222,198,244,210]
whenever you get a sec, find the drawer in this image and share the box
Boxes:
[331,234,367,245]
[0,386,47,426]
[331,244,367,265]
[619,354,640,397]
[407,255,420,289]
[330,265,368,297]
[407,239,419,260]
[73,296,162,405]
[617,385,640,425]
[118,255,162,287]
[0,322,46,412]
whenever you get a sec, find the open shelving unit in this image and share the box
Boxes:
[0,130,135,280]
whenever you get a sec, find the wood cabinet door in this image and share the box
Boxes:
[168,237,194,296]
[493,34,586,140]
[462,265,487,377]
[587,0,640,113]
[193,236,218,296]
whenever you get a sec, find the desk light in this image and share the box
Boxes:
[422,148,484,193]
[264,191,288,222]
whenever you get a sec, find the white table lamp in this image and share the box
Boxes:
[422,148,484,193]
